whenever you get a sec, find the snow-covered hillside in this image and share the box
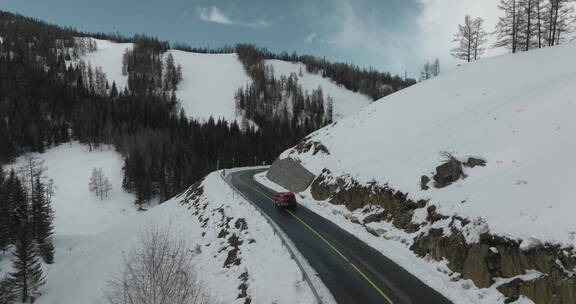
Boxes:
[168,50,251,122]
[266,60,373,120]
[77,38,133,91]
[35,171,317,304]
[78,38,372,123]
[279,42,576,249]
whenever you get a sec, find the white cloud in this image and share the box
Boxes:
[416,0,504,70]
[304,32,317,43]
[312,0,418,73]
[197,6,270,28]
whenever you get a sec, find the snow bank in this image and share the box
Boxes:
[34,171,314,304]
[267,59,373,120]
[280,42,576,248]
[169,50,251,122]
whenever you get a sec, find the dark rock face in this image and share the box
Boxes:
[306,169,576,303]
[310,169,338,201]
[266,157,316,193]
[433,159,464,188]
[463,157,487,168]
[420,175,430,190]
[294,139,330,155]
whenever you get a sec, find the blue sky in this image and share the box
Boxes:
[1,0,500,77]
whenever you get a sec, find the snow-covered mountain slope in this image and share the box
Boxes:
[266,59,373,120]
[79,38,372,123]
[35,171,316,304]
[77,38,133,91]
[279,42,576,248]
[168,50,251,122]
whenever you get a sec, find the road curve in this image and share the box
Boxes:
[227,168,453,304]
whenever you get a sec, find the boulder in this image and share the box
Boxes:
[266,158,315,193]
[464,157,487,168]
[433,159,464,188]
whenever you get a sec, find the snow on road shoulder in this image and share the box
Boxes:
[254,171,530,304]
[36,171,315,304]
[266,59,372,120]
[169,50,251,122]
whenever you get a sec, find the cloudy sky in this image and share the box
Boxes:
[2,0,501,77]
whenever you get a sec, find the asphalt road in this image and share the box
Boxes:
[227,168,453,304]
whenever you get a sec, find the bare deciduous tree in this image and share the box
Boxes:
[105,226,216,304]
[89,167,112,200]
[452,15,488,62]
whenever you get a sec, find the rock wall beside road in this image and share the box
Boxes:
[266,157,315,193]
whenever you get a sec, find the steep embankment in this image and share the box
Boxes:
[33,171,316,304]
[265,43,576,303]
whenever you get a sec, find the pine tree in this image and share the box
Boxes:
[9,227,45,303]
[431,58,441,76]
[8,176,45,303]
[31,177,55,264]
[0,167,9,253]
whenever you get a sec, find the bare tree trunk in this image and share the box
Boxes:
[512,0,518,53]
[537,0,542,48]
[526,0,532,51]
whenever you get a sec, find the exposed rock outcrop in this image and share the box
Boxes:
[433,158,464,188]
[266,157,316,193]
[305,169,576,303]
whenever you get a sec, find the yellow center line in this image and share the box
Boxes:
[234,173,395,304]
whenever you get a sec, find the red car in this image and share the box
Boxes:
[274,192,297,209]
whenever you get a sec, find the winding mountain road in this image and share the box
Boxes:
[227,168,452,304]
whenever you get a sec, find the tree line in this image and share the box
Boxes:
[235,45,333,134]
[234,44,416,101]
[452,0,575,62]
[0,156,55,303]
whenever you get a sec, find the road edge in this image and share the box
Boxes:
[221,168,335,304]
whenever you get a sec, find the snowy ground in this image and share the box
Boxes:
[77,38,133,91]
[266,59,373,120]
[33,171,315,304]
[0,142,141,302]
[168,50,252,122]
[1,147,316,303]
[254,172,535,304]
[4,142,138,236]
[279,42,576,249]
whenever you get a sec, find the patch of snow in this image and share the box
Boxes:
[519,237,543,251]
[77,38,133,91]
[168,50,251,123]
[267,59,373,120]
[279,42,576,248]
